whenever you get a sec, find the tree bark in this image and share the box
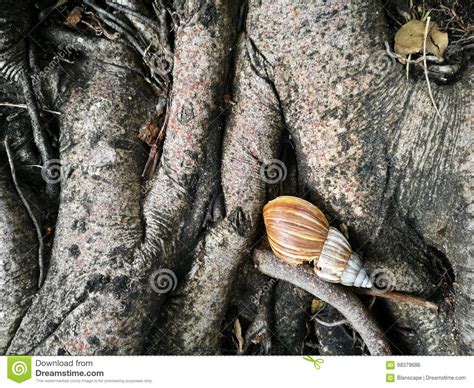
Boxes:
[0,0,471,355]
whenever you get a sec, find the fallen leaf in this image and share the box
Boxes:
[395,20,425,56]
[232,318,244,354]
[427,23,449,57]
[138,116,161,145]
[394,19,448,58]
[65,6,83,26]
[310,297,325,314]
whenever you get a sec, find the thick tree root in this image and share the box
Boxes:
[0,164,38,354]
[150,36,284,354]
[6,38,157,355]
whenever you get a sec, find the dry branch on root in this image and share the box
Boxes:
[253,249,392,355]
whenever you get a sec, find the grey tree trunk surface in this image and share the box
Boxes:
[0,0,472,355]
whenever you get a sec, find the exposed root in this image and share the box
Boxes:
[19,71,57,198]
[4,136,45,288]
[151,35,284,354]
[244,283,273,354]
[422,16,442,118]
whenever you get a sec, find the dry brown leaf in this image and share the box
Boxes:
[394,20,448,58]
[65,6,83,26]
[310,297,325,314]
[395,20,425,56]
[232,318,244,353]
[427,24,449,57]
[138,116,161,145]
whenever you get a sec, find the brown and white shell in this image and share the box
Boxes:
[263,196,372,288]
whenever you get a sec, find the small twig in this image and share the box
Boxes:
[406,54,411,80]
[313,317,348,327]
[0,102,61,115]
[254,249,391,355]
[354,288,438,310]
[423,16,442,119]
[142,99,170,179]
[367,296,376,310]
[19,71,57,198]
[4,136,45,288]
[83,0,145,56]
[384,41,443,64]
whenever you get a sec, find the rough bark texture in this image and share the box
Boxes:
[7,35,157,355]
[0,166,37,354]
[152,37,284,354]
[0,0,471,356]
[245,0,471,354]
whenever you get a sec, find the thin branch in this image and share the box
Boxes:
[19,71,57,198]
[406,53,411,80]
[354,288,438,310]
[254,249,392,355]
[4,136,45,288]
[313,317,349,327]
[83,0,145,56]
[384,40,443,64]
[423,17,442,119]
[0,102,61,115]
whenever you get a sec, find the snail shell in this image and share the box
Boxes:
[263,196,372,288]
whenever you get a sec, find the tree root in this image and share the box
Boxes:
[4,136,45,288]
[253,249,392,355]
[272,281,312,354]
[244,287,273,355]
[19,71,57,198]
[0,154,38,354]
[150,35,284,354]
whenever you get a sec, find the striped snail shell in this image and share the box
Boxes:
[263,196,372,288]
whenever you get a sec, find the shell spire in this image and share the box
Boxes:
[316,227,372,288]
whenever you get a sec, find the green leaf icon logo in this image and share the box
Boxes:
[8,356,32,383]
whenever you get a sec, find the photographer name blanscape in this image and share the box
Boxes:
[396,375,467,381]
